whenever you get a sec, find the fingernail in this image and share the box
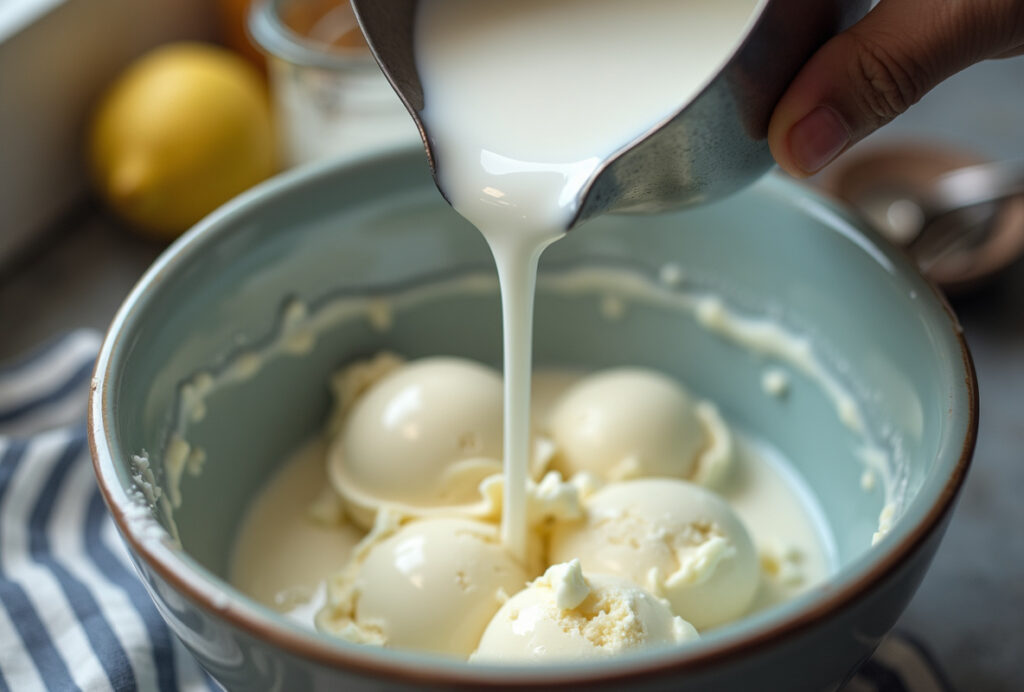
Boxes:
[788,105,851,174]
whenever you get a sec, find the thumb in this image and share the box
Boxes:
[768,0,1020,177]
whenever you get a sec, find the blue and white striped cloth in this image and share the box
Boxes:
[0,331,952,691]
[0,331,214,691]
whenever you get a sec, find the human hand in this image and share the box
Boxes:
[768,0,1024,177]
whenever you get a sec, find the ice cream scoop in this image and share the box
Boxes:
[547,368,731,486]
[549,479,759,629]
[316,516,531,657]
[471,559,697,662]
[328,357,505,528]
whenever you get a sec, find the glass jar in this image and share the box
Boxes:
[248,0,419,167]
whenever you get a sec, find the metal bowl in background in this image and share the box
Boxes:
[352,0,870,227]
[823,144,1024,292]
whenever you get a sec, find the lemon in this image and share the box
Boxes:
[89,42,276,239]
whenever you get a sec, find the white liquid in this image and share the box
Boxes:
[414,0,757,560]
[231,438,363,615]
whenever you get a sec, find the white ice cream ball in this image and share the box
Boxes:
[548,368,708,482]
[471,559,697,662]
[316,518,530,657]
[548,479,758,630]
[328,357,504,527]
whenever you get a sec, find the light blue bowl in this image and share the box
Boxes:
[89,147,976,691]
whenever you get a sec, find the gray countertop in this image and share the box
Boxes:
[1,57,1021,692]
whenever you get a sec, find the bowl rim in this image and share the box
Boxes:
[88,146,978,687]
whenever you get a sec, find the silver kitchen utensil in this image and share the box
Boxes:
[350,0,869,228]
[826,146,1024,291]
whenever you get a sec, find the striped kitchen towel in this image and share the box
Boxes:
[0,331,214,692]
[0,331,953,691]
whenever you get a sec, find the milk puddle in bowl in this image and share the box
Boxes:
[157,0,902,663]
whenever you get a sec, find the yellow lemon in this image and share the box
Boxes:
[89,42,276,240]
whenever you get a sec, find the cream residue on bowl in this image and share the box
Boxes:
[141,265,904,547]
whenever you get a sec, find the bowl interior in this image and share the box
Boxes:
[101,148,971,661]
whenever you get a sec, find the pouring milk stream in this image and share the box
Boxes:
[413,0,758,562]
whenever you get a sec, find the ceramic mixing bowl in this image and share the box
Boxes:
[89,147,976,691]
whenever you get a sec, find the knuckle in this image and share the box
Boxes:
[846,33,928,124]
[1006,0,1024,50]
[981,0,1024,56]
